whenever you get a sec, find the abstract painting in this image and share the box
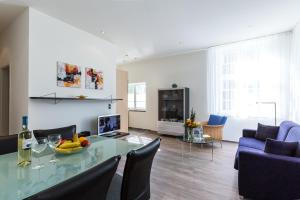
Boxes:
[85,67,104,90]
[57,62,81,88]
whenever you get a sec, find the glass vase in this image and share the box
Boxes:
[188,128,194,142]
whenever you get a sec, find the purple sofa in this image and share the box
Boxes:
[234,121,300,200]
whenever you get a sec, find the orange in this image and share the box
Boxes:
[79,137,87,143]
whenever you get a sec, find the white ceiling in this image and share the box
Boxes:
[2,0,300,64]
[0,2,25,33]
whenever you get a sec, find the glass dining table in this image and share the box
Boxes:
[0,136,143,200]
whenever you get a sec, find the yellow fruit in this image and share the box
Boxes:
[55,146,82,154]
[59,141,81,149]
[73,133,79,142]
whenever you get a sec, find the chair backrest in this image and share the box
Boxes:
[33,125,76,140]
[208,114,227,126]
[121,138,161,200]
[26,155,121,200]
[0,134,18,155]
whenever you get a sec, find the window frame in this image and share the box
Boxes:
[128,82,146,112]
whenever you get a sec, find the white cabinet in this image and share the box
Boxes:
[157,121,185,136]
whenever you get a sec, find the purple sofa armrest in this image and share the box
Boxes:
[242,129,256,138]
[238,150,300,200]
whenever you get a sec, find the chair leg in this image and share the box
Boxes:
[220,140,222,148]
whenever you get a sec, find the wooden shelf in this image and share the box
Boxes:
[30,96,123,104]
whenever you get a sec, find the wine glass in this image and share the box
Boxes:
[48,134,62,163]
[32,137,48,170]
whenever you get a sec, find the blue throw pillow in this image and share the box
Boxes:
[208,115,224,125]
[255,123,279,141]
[264,138,298,157]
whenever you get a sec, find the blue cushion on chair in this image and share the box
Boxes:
[220,116,227,125]
[208,114,226,125]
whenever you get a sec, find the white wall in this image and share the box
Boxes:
[28,9,117,133]
[119,51,208,131]
[0,9,29,135]
[119,51,275,142]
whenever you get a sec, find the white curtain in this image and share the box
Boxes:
[289,23,300,122]
[207,32,291,120]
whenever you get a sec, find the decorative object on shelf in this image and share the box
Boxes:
[85,67,104,90]
[76,95,88,99]
[57,61,81,88]
[184,109,200,141]
[171,83,178,88]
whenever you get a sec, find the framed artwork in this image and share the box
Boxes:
[57,62,81,88]
[85,67,104,90]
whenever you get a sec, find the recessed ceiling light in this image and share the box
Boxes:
[100,30,105,34]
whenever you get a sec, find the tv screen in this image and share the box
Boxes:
[98,114,121,134]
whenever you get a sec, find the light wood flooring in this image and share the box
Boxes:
[118,128,240,200]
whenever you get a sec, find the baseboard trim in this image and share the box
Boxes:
[129,127,239,143]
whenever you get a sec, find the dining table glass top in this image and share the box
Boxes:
[0,136,143,200]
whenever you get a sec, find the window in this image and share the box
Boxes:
[128,82,146,111]
[207,32,291,119]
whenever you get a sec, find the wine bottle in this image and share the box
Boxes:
[17,116,32,167]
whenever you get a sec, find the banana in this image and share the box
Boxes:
[73,133,79,143]
[59,141,81,149]
[55,146,83,154]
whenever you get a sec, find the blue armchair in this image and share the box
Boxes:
[201,114,227,147]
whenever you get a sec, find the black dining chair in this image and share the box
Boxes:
[33,125,76,140]
[0,134,18,155]
[107,138,161,200]
[25,155,121,200]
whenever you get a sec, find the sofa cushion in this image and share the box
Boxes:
[277,121,299,141]
[296,145,300,158]
[285,127,300,157]
[255,123,279,141]
[239,137,265,150]
[285,127,300,142]
[264,138,298,157]
[234,145,264,170]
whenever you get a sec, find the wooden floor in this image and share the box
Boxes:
[119,129,240,200]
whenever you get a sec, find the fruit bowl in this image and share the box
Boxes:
[54,135,91,155]
[55,146,85,155]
